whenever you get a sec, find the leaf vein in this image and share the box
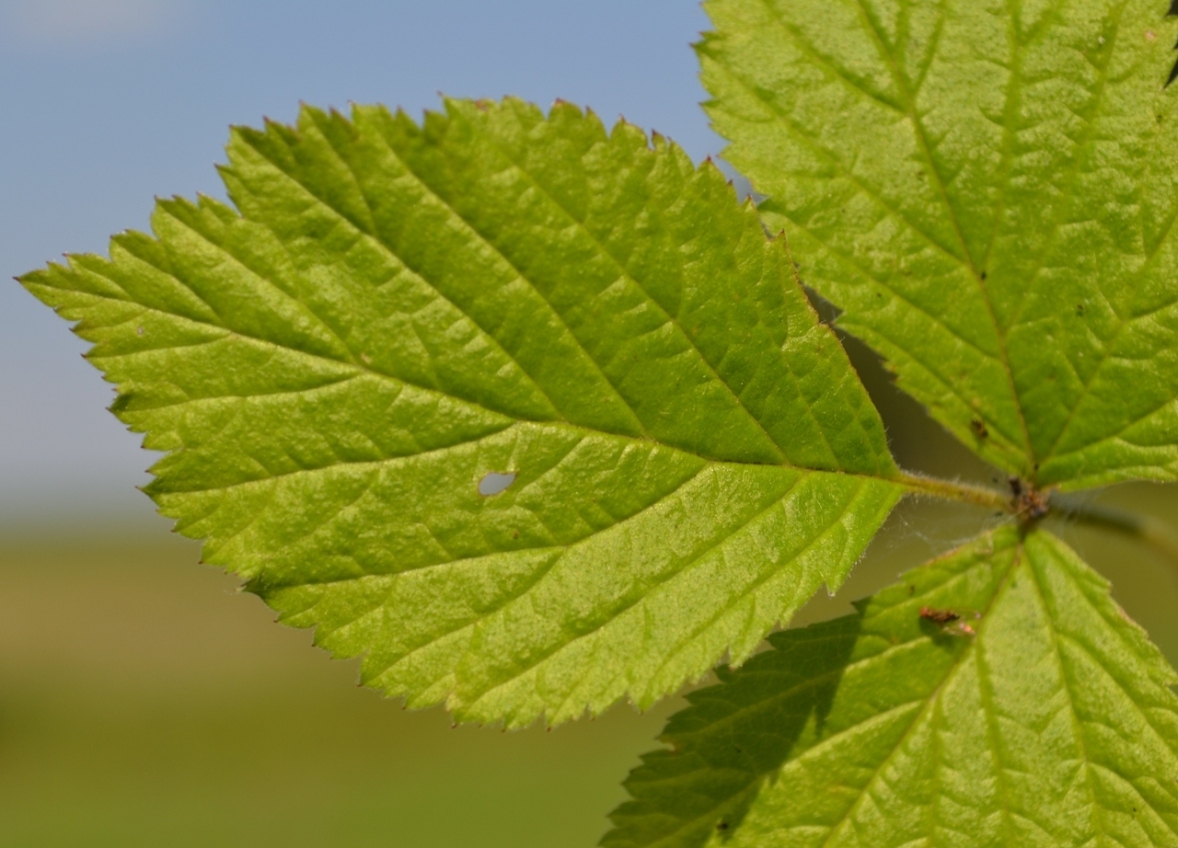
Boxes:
[464,112,794,462]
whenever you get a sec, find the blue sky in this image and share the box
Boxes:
[0,1,720,523]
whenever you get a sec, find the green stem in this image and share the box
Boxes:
[897,472,1178,569]
[897,472,1012,512]
[1051,495,1178,567]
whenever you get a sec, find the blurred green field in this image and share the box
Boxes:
[2,486,1176,847]
[0,531,679,848]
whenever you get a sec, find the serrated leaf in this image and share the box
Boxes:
[19,98,904,727]
[701,0,1178,490]
[606,525,1178,848]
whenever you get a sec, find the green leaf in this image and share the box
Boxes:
[606,526,1178,847]
[700,0,1178,490]
[19,98,903,727]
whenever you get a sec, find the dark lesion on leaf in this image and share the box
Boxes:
[919,606,978,637]
[920,606,960,625]
[970,417,989,441]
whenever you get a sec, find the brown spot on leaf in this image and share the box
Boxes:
[920,607,960,625]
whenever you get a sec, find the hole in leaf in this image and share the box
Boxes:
[478,472,516,497]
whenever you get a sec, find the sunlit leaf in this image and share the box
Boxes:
[20,98,903,727]
[701,0,1178,489]
[607,526,1178,847]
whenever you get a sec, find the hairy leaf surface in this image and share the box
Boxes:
[701,0,1178,489]
[20,98,903,727]
[607,526,1178,847]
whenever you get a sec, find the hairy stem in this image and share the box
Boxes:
[897,473,1178,569]
[897,471,1012,512]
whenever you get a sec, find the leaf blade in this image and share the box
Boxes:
[606,526,1178,847]
[701,0,1178,489]
[20,98,902,726]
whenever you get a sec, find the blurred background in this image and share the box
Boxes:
[1,2,1176,846]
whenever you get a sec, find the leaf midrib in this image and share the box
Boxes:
[970,541,1023,843]
[845,0,1036,469]
[1000,1,1139,469]
[298,107,801,465]
[1025,538,1178,842]
[64,273,914,573]
[770,210,1029,458]
[1039,197,1178,468]
[813,535,1025,848]
[281,113,654,441]
[1022,542,1116,843]
[975,0,1025,277]
[451,107,825,468]
[183,178,578,430]
[737,0,1169,474]
[62,255,527,431]
[270,104,861,469]
[711,63,1030,460]
[998,0,1127,336]
[610,549,1008,848]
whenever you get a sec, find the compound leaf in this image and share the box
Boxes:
[606,525,1178,848]
[19,98,903,727]
[701,0,1178,490]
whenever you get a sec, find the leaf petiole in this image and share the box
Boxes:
[896,471,1013,512]
[897,472,1178,571]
